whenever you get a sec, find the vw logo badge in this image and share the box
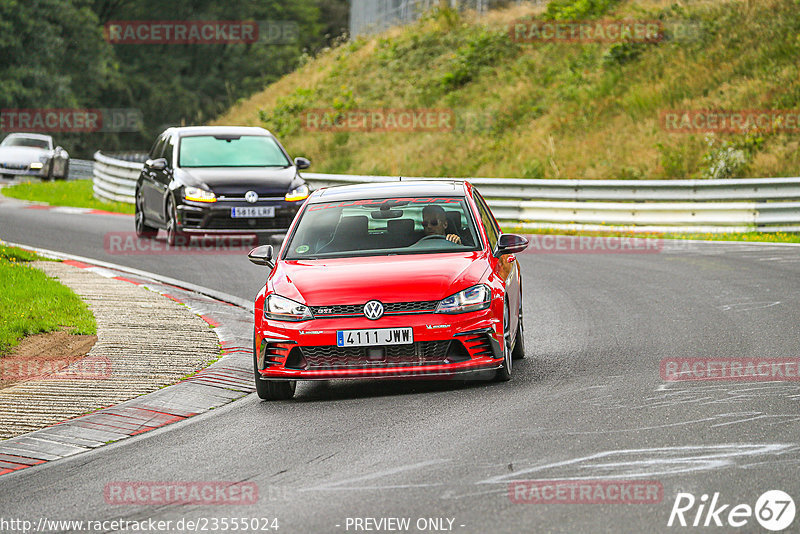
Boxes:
[245,191,258,204]
[363,300,384,320]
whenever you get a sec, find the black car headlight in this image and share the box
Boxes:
[285,183,309,202]
[184,186,217,203]
[265,294,313,321]
[435,284,491,314]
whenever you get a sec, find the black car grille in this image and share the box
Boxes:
[311,300,438,318]
[204,214,295,230]
[297,341,451,369]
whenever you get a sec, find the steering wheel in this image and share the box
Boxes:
[417,234,449,242]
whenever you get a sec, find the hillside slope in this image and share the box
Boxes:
[213,0,800,180]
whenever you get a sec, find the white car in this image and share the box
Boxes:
[0,133,69,180]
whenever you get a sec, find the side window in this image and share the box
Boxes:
[164,135,175,166]
[473,191,499,250]
[149,134,167,160]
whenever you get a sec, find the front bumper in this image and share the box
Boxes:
[0,165,46,177]
[177,199,301,234]
[255,309,504,381]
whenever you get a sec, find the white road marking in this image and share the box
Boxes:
[477,443,796,484]
[300,458,452,492]
[716,301,781,311]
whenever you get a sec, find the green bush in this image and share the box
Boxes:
[441,29,518,91]
[544,0,621,21]
[602,42,646,66]
[259,88,316,138]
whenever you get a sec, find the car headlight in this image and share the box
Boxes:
[285,183,309,202]
[184,186,216,203]
[265,294,313,321]
[29,162,43,170]
[435,284,491,314]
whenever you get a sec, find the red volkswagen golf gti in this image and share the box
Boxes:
[248,181,528,400]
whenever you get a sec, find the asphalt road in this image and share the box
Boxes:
[1,192,800,533]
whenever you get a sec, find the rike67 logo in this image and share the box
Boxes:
[668,490,795,531]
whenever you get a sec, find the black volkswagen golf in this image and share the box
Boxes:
[135,126,311,245]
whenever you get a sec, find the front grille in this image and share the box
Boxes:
[205,214,295,230]
[311,300,438,318]
[182,211,204,227]
[262,341,293,367]
[462,333,494,359]
[296,341,451,369]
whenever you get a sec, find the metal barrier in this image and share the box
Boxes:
[92,151,144,203]
[93,151,800,233]
[68,159,94,181]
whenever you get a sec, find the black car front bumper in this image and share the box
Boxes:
[176,199,301,235]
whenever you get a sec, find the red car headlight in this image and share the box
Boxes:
[435,284,491,314]
[265,294,313,322]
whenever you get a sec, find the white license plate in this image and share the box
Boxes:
[231,206,274,218]
[336,328,413,347]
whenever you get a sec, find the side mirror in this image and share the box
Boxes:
[150,157,168,171]
[294,157,311,170]
[248,245,274,268]
[494,234,528,257]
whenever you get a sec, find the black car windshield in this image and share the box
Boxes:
[1,136,50,149]
[178,135,290,167]
[284,197,482,260]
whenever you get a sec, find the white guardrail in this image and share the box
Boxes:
[94,151,800,233]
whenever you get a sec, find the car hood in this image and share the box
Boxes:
[270,252,490,305]
[0,146,47,165]
[177,166,299,196]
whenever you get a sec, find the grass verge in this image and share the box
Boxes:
[2,179,134,214]
[0,245,97,356]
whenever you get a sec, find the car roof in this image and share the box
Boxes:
[164,126,274,137]
[309,180,470,202]
[3,133,53,142]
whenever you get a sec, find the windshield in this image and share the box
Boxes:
[178,135,290,167]
[1,136,50,149]
[284,197,482,260]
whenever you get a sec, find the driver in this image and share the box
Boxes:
[421,205,461,244]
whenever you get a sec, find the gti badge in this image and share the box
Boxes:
[363,300,384,320]
[245,191,259,203]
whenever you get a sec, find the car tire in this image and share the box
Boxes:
[135,189,158,238]
[253,336,296,400]
[512,305,525,360]
[494,301,513,382]
[165,196,185,246]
